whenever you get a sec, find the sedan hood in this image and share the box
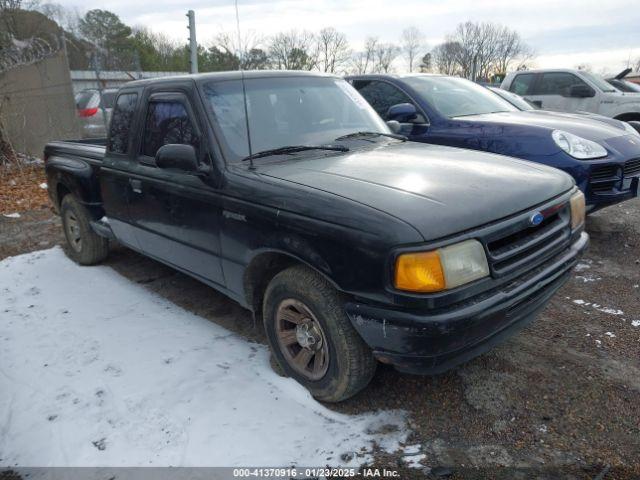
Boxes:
[260,142,574,241]
[460,110,629,142]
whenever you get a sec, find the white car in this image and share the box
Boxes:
[501,69,640,123]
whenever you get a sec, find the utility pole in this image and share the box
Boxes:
[187,10,198,74]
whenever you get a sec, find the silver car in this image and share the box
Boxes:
[74,89,118,138]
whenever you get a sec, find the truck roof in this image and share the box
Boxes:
[124,70,338,88]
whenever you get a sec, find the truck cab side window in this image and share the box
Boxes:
[107,93,138,154]
[533,73,589,96]
[141,101,199,158]
[353,80,415,120]
[509,73,534,95]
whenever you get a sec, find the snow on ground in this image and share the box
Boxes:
[571,299,624,316]
[0,248,408,467]
[2,213,20,218]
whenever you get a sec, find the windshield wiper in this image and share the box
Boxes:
[335,131,407,141]
[241,144,349,162]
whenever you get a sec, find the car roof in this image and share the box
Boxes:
[124,70,338,88]
[507,68,582,75]
[346,73,446,80]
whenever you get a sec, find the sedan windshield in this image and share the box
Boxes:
[202,76,389,162]
[488,87,536,110]
[403,76,518,118]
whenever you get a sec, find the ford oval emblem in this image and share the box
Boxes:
[530,212,544,226]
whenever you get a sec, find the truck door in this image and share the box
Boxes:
[126,91,226,288]
[525,72,597,113]
[99,91,141,249]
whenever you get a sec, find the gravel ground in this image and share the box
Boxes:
[1,198,638,479]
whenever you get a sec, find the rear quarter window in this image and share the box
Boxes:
[107,93,138,154]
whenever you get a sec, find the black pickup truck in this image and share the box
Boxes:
[45,71,588,402]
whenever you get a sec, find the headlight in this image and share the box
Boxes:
[570,190,586,230]
[552,130,607,159]
[394,239,489,293]
[622,121,640,137]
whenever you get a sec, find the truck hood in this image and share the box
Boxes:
[458,110,629,142]
[259,142,574,241]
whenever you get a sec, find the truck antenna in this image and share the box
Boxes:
[235,0,254,170]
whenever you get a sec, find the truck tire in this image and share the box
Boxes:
[263,265,377,402]
[60,195,109,265]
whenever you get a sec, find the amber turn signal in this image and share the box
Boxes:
[570,190,586,230]
[394,250,446,293]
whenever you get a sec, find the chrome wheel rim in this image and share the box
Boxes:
[275,299,329,381]
[64,210,82,252]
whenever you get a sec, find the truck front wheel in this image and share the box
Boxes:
[60,195,109,265]
[263,265,377,402]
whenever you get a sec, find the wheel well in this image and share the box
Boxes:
[56,183,71,207]
[243,252,301,317]
[614,113,640,122]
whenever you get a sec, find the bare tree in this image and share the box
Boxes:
[268,30,317,70]
[431,41,462,75]
[401,26,425,73]
[350,37,378,74]
[493,26,533,75]
[214,29,266,69]
[373,42,400,73]
[315,27,350,73]
[439,21,533,80]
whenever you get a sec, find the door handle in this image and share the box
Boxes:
[129,179,142,194]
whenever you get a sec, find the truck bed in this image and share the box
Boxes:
[44,139,106,163]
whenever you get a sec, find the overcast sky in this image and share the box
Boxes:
[61,0,640,73]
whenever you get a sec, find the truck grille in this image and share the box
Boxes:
[483,205,571,277]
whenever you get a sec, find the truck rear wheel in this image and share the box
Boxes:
[263,265,377,402]
[60,195,109,265]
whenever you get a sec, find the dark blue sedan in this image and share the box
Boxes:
[347,74,640,211]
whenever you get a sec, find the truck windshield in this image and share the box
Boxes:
[403,76,518,118]
[581,71,617,93]
[202,76,389,162]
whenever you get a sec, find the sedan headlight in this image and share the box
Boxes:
[570,190,586,230]
[552,130,607,159]
[394,239,489,293]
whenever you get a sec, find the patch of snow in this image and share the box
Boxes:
[0,247,409,467]
[571,299,623,316]
[595,339,602,347]
[631,320,640,328]
[3,212,20,218]
[575,274,601,283]
[574,261,592,272]
[401,444,422,455]
[404,453,426,469]
[605,332,616,338]
[39,182,48,189]
[538,425,548,434]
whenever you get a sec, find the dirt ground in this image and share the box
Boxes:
[1,184,638,479]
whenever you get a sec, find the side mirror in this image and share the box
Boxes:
[386,120,401,134]
[568,85,595,98]
[387,103,418,123]
[156,144,198,172]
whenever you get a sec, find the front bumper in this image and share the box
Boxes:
[345,232,589,375]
